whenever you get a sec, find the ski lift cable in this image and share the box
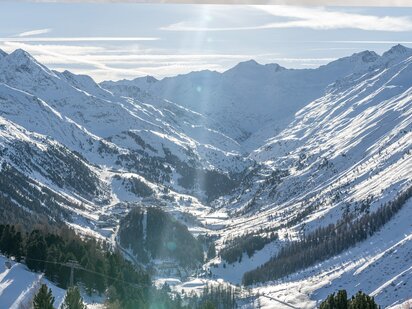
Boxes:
[23,257,151,289]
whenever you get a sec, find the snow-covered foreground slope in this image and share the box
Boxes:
[0,255,65,309]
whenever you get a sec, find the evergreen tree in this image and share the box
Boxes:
[207,242,216,259]
[26,230,47,272]
[320,293,336,309]
[348,291,378,309]
[200,301,216,309]
[336,290,348,309]
[62,286,86,309]
[0,223,186,309]
[319,290,379,309]
[0,225,12,256]
[13,230,23,261]
[33,284,55,309]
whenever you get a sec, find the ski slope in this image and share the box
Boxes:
[0,255,65,309]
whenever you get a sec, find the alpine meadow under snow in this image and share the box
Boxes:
[0,44,411,308]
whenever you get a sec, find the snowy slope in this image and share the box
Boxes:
[0,48,248,207]
[0,115,109,225]
[0,255,65,309]
[101,49,394,151]
[0,49,244,172]
[196,45,412,308]
[250,197,412,309]
[204,45,412,226]
[0,45,412,308]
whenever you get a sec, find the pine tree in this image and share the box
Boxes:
[10,230,23,262]
[0,225,12,256]
[319,290,378,309]
[348,291,378,309]
[33,284,55,309]
[207,242,216,259]
[336,290,348,309]
[200,300,216,309]
[62,286,86,309]
[26,230,47,272]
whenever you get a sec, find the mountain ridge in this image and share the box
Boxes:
[0,44,411,308]
[101,45,412,151]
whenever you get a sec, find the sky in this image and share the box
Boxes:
[1,2,412,81]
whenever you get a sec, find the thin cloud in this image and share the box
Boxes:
[162,5,412,32]
[271,57,335,62]
[322,40,412,44]
[17,28,52,37]
[0,37,159,42]
[19,0,412,6]
[0,41,267,81]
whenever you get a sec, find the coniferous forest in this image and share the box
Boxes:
[319,290,379,309]
[243,186,412,285]
[0,223,184,309]
[191,284,237,309]
[119,206,204,267]
[220,232,278,264]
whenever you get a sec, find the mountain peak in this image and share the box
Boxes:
[264,62,285,72]
[9,48,35,61]
[5,49,45,69]
[234,59,259,68]
[382,44,412,58]
[144,75,158,83]
[0,49,7,58]
[60,69,98,87]
[0,48,56,79]
[224,59,284,76]
[351,50,380,63]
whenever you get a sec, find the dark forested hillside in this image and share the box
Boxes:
[220,232,278,264]
[0,223,188,309]
[119,206,204,267]
[0,163,77,226]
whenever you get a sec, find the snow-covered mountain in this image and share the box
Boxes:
[101,48,399,151]
[0,45,411,308]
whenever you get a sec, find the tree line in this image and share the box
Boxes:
[33,284,86,309]
[319,290,379,309]
[220,232,278,264]
[243,185,412,285]
[0,219,242,308]
[185,283,237,309]
[0,223,184,308]
[119,206,204,267]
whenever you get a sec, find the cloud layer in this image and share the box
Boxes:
[21,0,412,6]
[3,3,412,81]
[0,41,280,81]
[0,37,159,42]
[163,5,412,32]
[17,28,51,37]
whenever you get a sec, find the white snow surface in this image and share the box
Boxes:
[0,255,65,309]
[0,45,412,307]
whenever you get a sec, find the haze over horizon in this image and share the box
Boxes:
[2,2,412,81]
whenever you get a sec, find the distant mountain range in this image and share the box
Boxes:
[0,44,411,308]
